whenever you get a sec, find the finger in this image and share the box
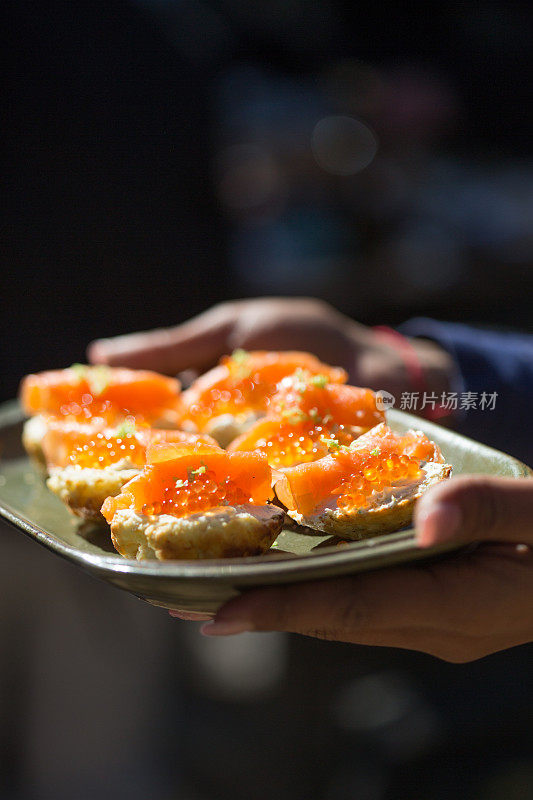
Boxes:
[415,475,533,548]
[201,546,533,660]
[200,565,458,639]
[229,299,358,371]
[87,304,236,372]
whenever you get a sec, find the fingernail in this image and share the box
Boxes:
[200,620,252,637]
[169,610,213,621]
[416,501,462,547]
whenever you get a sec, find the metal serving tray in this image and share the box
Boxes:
[0,402,529,613]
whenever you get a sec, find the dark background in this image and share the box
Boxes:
[2,0,532,400]
[1,2,532,798]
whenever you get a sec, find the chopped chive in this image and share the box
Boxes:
[87,365,111,396]
[189,465,207,479]
[114,420,136,438]
[310,374,328,388]
[231,348,249,364]
[70,363,87,380]
[281,408,307,425]
[320,435,340,450]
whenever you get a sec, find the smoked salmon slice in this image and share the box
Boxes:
[179,350,347,445]
[20,364,181,423]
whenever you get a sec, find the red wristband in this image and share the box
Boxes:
[372,326,448,420]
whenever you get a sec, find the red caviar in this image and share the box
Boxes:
[274,423,444,517]
[69,430,147,469]
[229,418,355,468]
[101,444,274,522]
[228,375,384,467]
[141,469,252,517]
[42,420,216,470]
[334,452,421,512]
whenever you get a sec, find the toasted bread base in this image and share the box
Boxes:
[47,466,139,522]
[22,416,48,467]
[109,503,285,560]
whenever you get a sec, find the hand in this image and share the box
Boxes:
[87,297,454,400]
[184,475,533,663]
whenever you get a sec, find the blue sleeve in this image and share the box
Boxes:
[399,318,533,467]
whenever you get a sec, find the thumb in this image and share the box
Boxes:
[87,304,235,373]
[415,475,533,548]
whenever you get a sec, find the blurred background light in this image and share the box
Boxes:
[185,628,288,701]
[216,144,286,218]
[331,670,440,762]
[311,115,378,176]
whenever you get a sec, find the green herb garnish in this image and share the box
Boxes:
[113,419,136,439]
[189,465,207,479]
[87,365,111,396]
[289,368,312,394]
[230,348,252,379]
[70,363,87,381]
[320,435,340,450]
[292,368,308,381]
[231,348,249,365]
[281,408,307,425]
[311,374,328,389]
[370,446,381,456]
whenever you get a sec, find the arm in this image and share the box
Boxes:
[400,318,533,464]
